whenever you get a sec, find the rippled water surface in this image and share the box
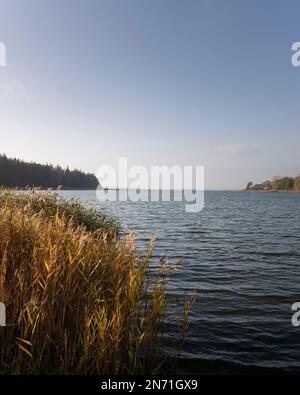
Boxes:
[61,191,300,371]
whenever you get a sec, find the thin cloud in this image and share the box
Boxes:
[214,144,259,156]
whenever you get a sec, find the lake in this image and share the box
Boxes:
[60,190,300,373]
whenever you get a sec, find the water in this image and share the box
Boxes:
[60,190,300,372]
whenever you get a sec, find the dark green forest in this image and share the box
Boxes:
[0,154,98,189]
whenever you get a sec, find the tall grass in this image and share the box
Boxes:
[0,191,193,374]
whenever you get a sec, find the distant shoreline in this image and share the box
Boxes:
[227,189,300,193]
[7,187,300,193]
[4,187,97,191]
[240,189,300,193]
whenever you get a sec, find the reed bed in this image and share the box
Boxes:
[0,191,193,374]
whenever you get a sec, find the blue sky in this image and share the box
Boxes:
[0,0,300,189]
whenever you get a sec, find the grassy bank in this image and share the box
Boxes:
[0,190,192,374]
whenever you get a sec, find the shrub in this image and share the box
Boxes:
[294,176,300,190]
[0,190,121,234]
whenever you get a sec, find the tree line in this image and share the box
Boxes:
[246,175,300,191]
[0,154,99,189]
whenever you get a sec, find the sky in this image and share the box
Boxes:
[0,0,300,189]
